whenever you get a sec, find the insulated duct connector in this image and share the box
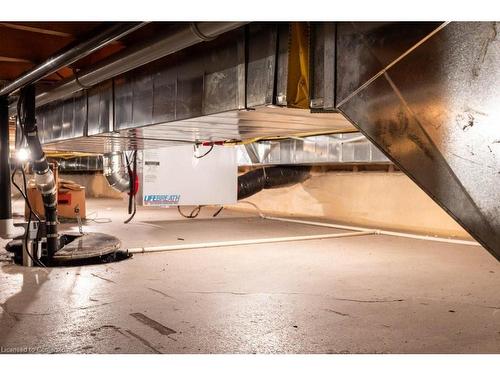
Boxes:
[238,166,311,200]
[103,152,130,193]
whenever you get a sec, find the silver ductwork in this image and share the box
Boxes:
[103,152,130,193]
[33,22,246,109]
[238,133,390,166]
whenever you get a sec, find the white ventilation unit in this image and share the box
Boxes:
[141,145,237,206]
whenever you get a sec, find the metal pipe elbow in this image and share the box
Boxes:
[103,152,130,193]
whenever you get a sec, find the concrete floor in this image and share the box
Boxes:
[0,198,499,354]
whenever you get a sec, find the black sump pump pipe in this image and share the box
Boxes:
[21,86,59,257]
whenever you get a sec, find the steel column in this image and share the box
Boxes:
[0,96,11,220]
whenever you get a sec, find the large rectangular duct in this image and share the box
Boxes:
[34,23,354,153]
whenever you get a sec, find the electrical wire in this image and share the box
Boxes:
[123,200,136,224]
[124,150,137,224]
[177,205,224,219]
[72,68,92,90]
[193,144,214,159]
[177,205,202,219]
[14,91,46,267]
[212,206,224,217]
[85,212,112,224]
[59,211,112,225]
[124,150,135,168]
[11,165,45,267]
[222,129,360,146]
[11,165,41,221]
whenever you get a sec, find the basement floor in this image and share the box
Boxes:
[0,198,499,354]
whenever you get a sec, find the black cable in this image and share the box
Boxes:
[124,150,137,224]
[177,205,203,219]
[11,166,41,221]
[11,163,45,267]
[72,68,92,90]
[178,205,223,219]
[11,166,27,200]
[124,196,136,224]
[124,152,132,214]
[212,206,224,217]
[15,91,45,267]
[24,199,46,268]
[21,165,47,267]
[193,144,214,159]
[11,106,33,210]
[125,150,136,168]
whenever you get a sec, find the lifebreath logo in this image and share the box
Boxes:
[0,346,41,353]
[144,194,181,206]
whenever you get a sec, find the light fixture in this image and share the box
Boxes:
[15,148,31,162]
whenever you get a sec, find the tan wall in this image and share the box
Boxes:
[59,173,124,199]
[230,171,471,240]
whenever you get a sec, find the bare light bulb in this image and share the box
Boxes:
[16,148,31,162]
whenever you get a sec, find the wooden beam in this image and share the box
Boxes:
[0,56,34,64]
[0,22,72,38]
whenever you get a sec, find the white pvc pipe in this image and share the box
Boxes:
[262,216,481,247]
[127,230,375,254]
[237,201,480,247]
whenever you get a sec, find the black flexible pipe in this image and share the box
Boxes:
[21,86,58,258]
[237,166,312,200]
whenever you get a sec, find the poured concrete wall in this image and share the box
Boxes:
[230,171,471,240]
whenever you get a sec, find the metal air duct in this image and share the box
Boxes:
[33,22,247,108]
[103,152,130,193]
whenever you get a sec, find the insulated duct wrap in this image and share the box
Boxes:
[237,166,311,200]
